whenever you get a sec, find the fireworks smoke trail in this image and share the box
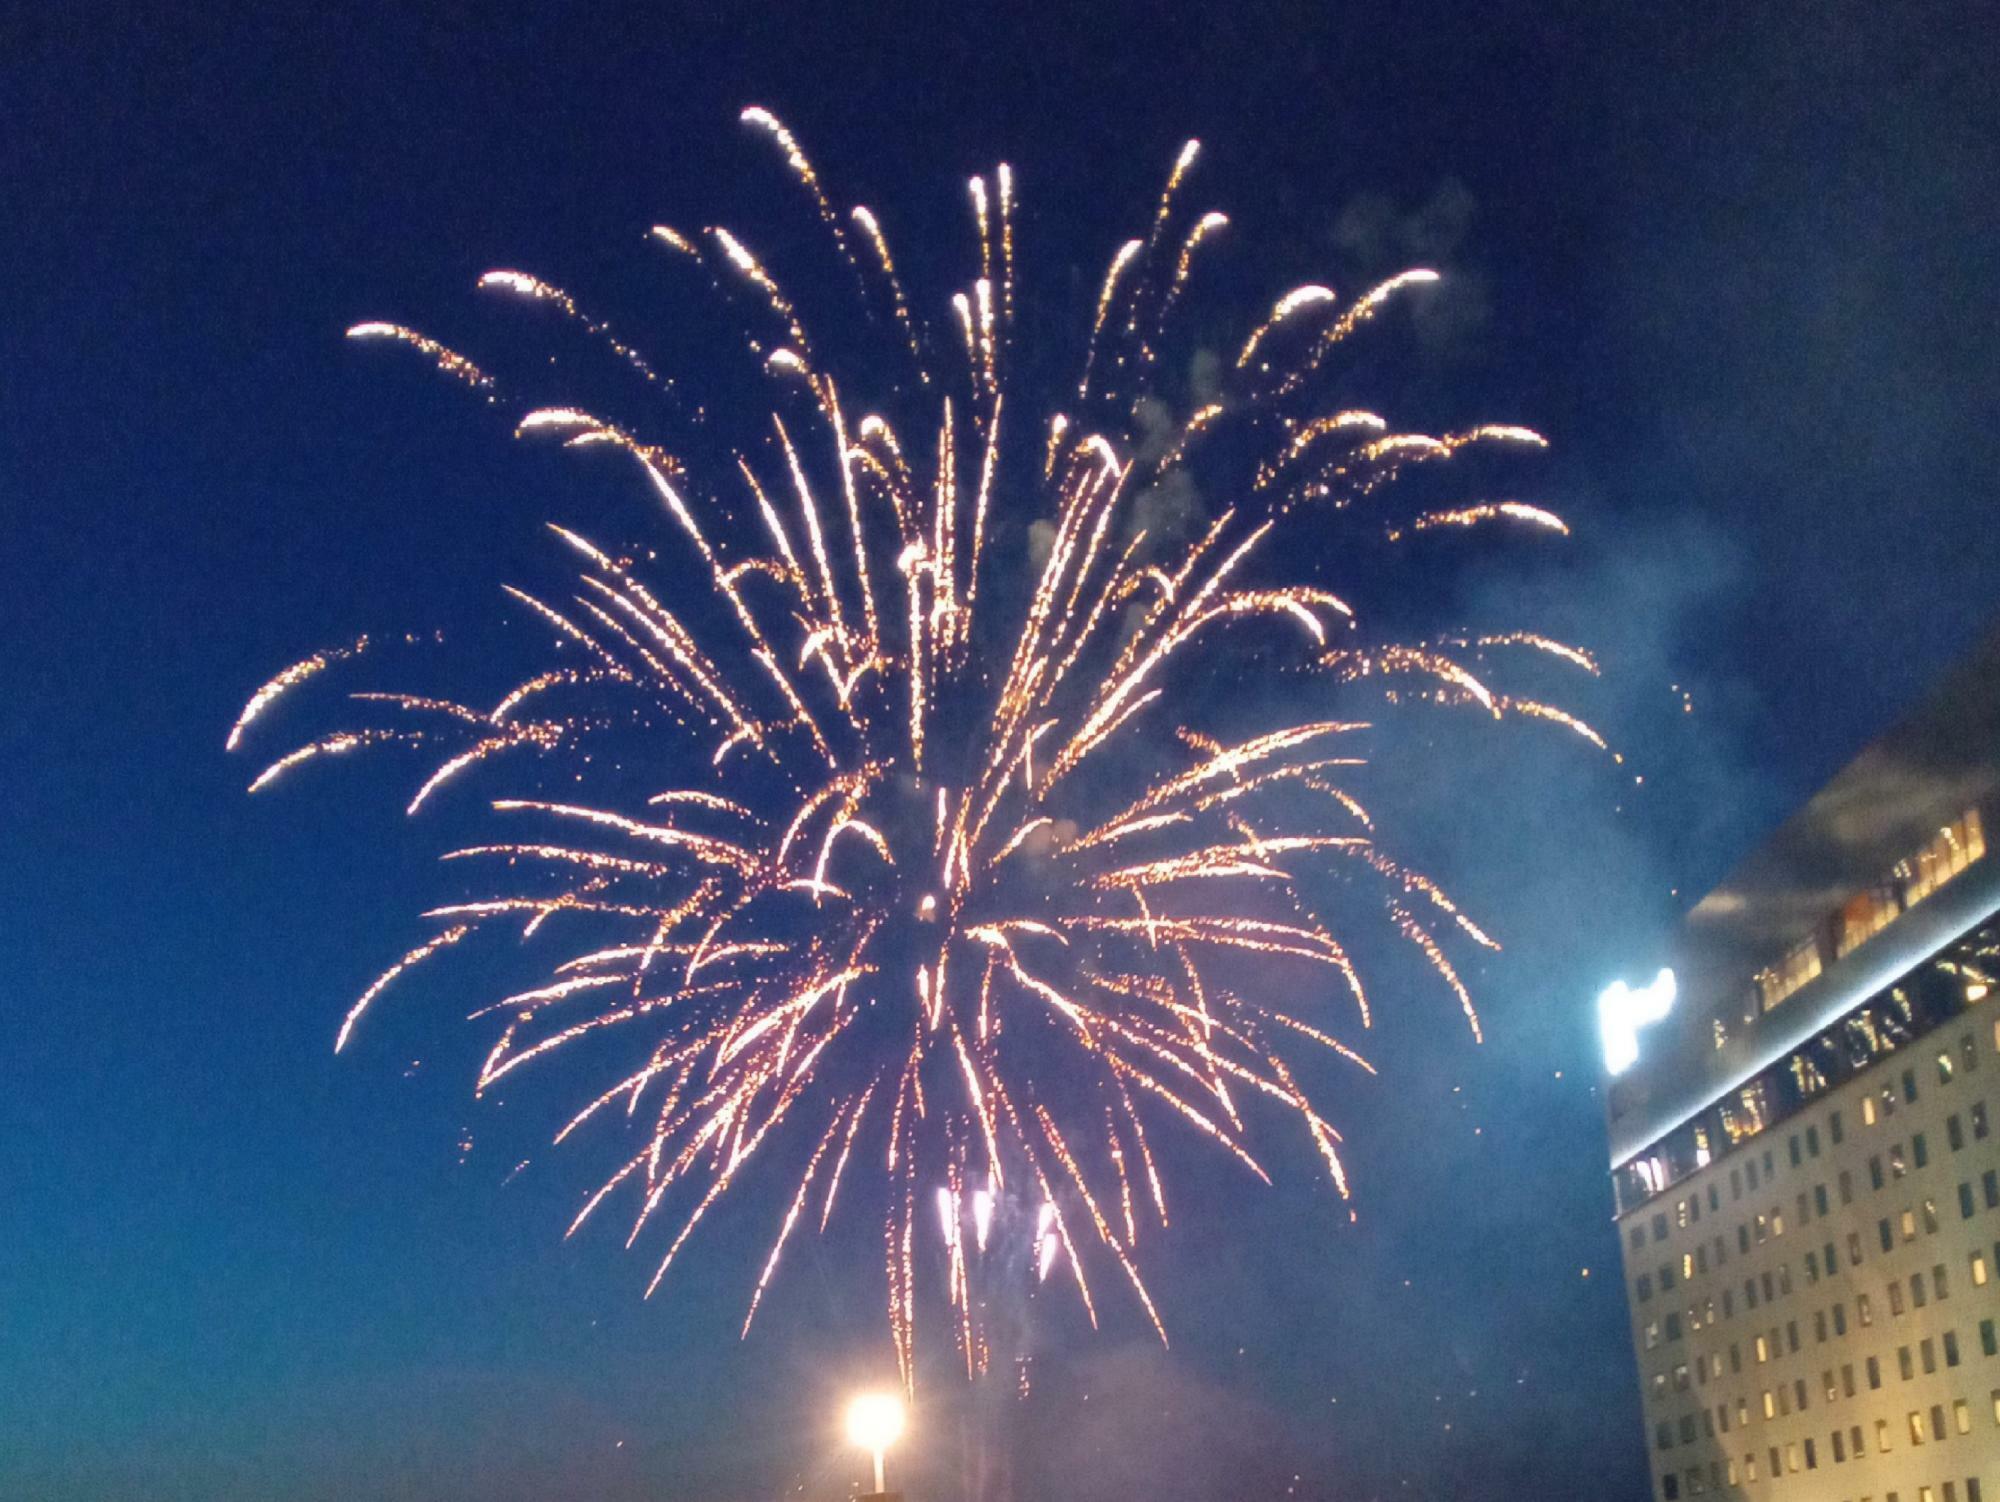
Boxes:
[236,109,1604,1391]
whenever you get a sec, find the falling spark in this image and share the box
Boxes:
[238,112,1601,1393]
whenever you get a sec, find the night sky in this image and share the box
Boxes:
[7,4,1999,1500]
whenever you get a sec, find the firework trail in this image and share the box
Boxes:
[234,107,1604,1390]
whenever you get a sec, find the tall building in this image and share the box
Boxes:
[1604,630,2000,1502]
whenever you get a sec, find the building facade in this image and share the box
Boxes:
[1606,631,2000,1502]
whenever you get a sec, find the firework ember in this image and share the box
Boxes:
[233,107,1604,1389]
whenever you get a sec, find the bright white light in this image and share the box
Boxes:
[844,1392,906,1454]
[1037,1230,1060,1281]
[935,1186,956,1242]
[1599,968,1676,1076]
[972,1183,994,1253]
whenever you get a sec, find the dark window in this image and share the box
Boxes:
[1962,1182,1977,1219]
[1915,1132,1929,1168]
[1789,1135,1802,1167]
[1661,1472,1679,1500]
[1880,1218,1895,1253]
[1866,1354,1881,1389]
[1903,1066,1919,1103]
[1807,1124,1821,1156]
[1871,1156,1886,1190]
[1839,1169,1853,1204]
[1949,1113,1965,1151]
[1944,1330,1960,1366]
[1981,1318,1997,1357]
[1975,1101,1990,1139]
[1815,1183,1829,1216]
[1830,1109,1843,1144]
[1984,1168,1999,1208]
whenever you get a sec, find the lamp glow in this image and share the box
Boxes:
[1599,968,1676,1076]
[845,1392,905,1494]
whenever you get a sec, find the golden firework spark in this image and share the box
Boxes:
[236,109,1604,1392]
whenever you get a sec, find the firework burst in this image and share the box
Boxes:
[233,109,1606,1388]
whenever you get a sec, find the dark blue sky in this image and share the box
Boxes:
[6,3,1998,1499]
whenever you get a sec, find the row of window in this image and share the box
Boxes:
[1751,807,1987,1016]
[1661,1394,1997,1497]
[1637,1114,1997,1310]
[1616,920,2000,1219]
[1640,1181,2000,1357]
[1653,1314,2000,1436]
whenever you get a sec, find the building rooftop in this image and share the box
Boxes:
[1606,622,2000,1169]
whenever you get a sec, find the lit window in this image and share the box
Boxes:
[1838,882,1901,957]
[1864,1095,1878,1126]
[1974,1252,1989,1287]
[1875,1417,1891,1452]
[1764,1390,1776,1419]
[1901,1208,1917,1241]
[1909,1411,1925,1445]
[1756,936,1823,1012]
[1898,806,1986,908]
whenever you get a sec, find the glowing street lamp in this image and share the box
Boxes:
[843,1391,905,1496]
